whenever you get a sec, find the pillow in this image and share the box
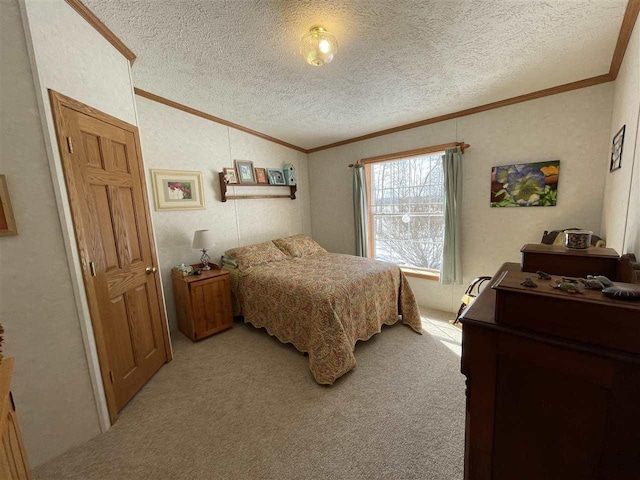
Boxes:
[273,234,327,258]
[220,253,238,269]
[224,241,288,270]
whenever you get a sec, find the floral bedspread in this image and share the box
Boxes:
[238,253,422,384]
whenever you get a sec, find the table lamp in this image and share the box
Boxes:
[192,230,216,270]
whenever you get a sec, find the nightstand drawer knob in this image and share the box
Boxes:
[145,266,157,274]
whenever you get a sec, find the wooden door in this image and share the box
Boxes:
[0,359,31,480]
[49,91,171,423]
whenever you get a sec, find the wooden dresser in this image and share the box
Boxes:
[460,262,640,480]
[521,243,620,279]
[172,264,233,341]
[0,358,31,480]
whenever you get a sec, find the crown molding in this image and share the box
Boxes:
[64,0,136,65]
[306,74,613,153]
[610,0,640,80]
[134,88,308,153]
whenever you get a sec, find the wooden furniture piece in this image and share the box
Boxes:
[218,172,296,202]
[520,243,619,279]
[0,359,31,480]
[618,253,640,283]
[0,175,18,237]
[460,262,640,480]
[172,264,233,341]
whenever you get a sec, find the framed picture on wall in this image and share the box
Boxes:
[490,160,560,207]
[235,160,256,184]
[223,167,238,184]
[151,169,205,211]
[255,167,268,184]
[267,168,286,185]
[0,175,18,236]
[610,125,625,172]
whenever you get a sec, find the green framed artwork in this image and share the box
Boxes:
[490,160,560,207]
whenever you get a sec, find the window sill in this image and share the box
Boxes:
[401,267,440,281]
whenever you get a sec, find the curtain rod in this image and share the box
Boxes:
[348,142,470,168]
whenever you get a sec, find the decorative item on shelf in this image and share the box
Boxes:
[151,169,205,211]
[0,175,18,237]
[283,163,296,185]
[536,271,552,280]
[223,167,238,184]
[300,25,337,66]
[610,125,625,172]
[490,160,560,207]
[235,160,256,184]
[552,280,584,294]
[267,168,286,185]
[192,230,216,270]
[579,277,606,290]
[175,263,193,277]
[521,278,538,288]
[590,275,614,287]
[564,229,592,249]
[602,284,640,300]
[218,172,297,201]
[255,167,268,184]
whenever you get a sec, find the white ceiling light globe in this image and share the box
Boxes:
[300,26,338,66]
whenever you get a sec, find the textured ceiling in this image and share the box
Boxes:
[84,0,628,150]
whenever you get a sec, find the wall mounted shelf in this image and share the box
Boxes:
[219,172,296,202]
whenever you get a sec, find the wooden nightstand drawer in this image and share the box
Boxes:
[172,264,233,341]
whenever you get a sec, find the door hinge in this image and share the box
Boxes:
[89,261,97,277]
[66,136,74,154]
[109,371,114,383]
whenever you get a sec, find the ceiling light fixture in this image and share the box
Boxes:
[300,26,338,66]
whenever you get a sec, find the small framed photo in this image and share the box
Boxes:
[235,160,256,184]
[0,175,18,236]
[151,169,205,211]
[267,168,286,185]
[223,167,238,184]
[255,167,268,184]
[610,125,625,172]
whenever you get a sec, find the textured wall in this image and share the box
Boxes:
[1,0,104,467]
[136,96,312,331]
[7,0,148,465]
[601,19,639,256]
[308,84,614,312]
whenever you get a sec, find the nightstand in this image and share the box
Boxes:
[172,264,233,341]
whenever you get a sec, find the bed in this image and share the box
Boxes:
[224,235,422,384]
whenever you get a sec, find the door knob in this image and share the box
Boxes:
[145,266,157,274]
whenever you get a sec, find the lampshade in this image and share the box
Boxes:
[300,26,338,66]
[192,230,216,249]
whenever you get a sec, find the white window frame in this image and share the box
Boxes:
[364,147,449,281]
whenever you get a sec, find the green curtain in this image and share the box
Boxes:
[441,147,463,285]
[353,164,369,257]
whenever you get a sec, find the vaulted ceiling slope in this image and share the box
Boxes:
[85,0,629,150]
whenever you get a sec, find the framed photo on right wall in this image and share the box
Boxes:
[610,125,625,172]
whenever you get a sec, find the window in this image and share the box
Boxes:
[367,152,445,277]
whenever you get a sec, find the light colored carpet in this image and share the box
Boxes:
[34,310,465,480]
